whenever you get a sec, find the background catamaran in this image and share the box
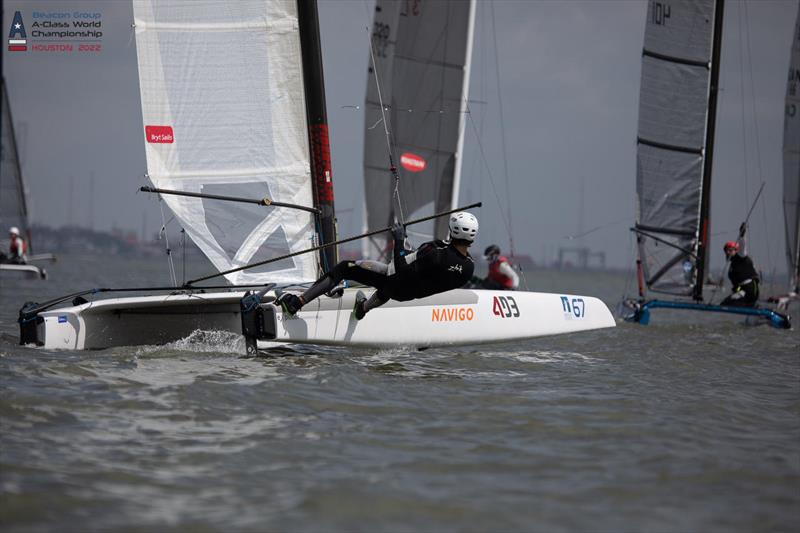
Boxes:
[624,0,790,328]
[0,78,48,280]
[18,0,614,351]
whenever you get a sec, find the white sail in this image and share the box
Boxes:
[784,7,800,293]
[0,79,29,244]
[634,0,717,295]
[132,0,318,285]
[362,0,475,258]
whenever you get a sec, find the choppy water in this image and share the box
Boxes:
[1,254,799,532]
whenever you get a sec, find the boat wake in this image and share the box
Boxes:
[133,329,246,356]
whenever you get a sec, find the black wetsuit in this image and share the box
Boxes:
[721,254,760,307]
[311,240,474,302]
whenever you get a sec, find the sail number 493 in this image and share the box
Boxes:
[492,296,520,318]
[560,296,585,319]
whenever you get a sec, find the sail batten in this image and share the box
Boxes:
[635,0,719,296]
[642,49,710,68]
[132,0,318,285]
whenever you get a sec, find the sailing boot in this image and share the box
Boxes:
[275,292,304,315]
[353,291,367,320]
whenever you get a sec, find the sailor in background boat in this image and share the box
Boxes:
[276,212,478,320]
[720,223,760,307]
[0,227,27,264]
[476,244,519,290]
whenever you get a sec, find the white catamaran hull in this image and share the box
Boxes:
[1,263,46,279]
[30,288,615,351]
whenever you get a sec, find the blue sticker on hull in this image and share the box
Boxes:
[58,316,67,323]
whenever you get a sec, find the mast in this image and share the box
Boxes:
[297,0,338,273]
[692,0,725,301]
[449,0,477,228]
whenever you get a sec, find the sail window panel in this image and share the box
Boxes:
[643,0,714,64]
[636,144,702,234]
[638,237,695,296]
[201,183,306,274]
[133,0,317,284]
[638,57,710,150]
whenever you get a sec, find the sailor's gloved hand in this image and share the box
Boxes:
[390,222,407,244]
[739,222,747,237]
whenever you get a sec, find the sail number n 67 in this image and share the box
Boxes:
[560,296,585,319]
[492,296,520,318]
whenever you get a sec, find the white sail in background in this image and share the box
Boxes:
[634,0,717,295]
[784,7,800,293]
[362,0,475,259]
[132,0,318,284]
[0,79,29,244]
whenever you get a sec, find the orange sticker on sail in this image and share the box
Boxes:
[400,152,426,172]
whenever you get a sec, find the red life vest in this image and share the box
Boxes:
[10,236,26,256]
[488,255,514,289]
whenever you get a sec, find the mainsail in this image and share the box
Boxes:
[784,7,800,294]
[362,0,475,258]
[132,0,320,285]
[0,78,30,249]
[634,0,721,297]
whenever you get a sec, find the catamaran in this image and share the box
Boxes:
[624,0,790,328]
[18,0,615,352]
[0,78,47,280]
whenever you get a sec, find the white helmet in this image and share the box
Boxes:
[9,226,19,236]
[448,212,478,242]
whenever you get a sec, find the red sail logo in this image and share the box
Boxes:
[400,152,426,172]
[145,126,174,144]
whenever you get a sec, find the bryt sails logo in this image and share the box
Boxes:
[8,11,27,51]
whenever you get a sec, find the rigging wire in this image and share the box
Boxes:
[464,105,514,247]
[363,12,406,228]
[156,193,178,287]
[742,0,775,279]
[489,1,515,259]
[733,0,775,293]
[736,0,751,212]
[561,216,630,240]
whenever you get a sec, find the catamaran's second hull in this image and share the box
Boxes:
[27,289,615,351]
[32,292,245,350]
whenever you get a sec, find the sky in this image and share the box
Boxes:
[1,0,797,275]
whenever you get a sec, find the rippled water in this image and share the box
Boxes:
[1,255,799,531]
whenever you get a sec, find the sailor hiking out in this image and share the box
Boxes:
[720,223,760,307]
[276,212,478,319]
[1,227,27,264]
